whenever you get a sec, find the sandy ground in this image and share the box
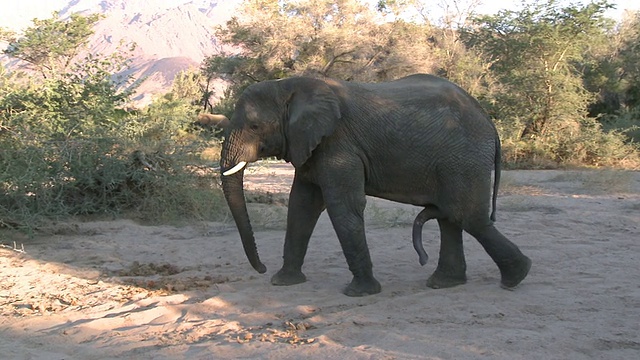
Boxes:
[1,162,639,359]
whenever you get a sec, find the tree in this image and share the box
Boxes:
[1,14,229,229]
[462,0,614,139]
[582,10,640,141]
[616,11,640,110]
[1,13,135,140]
[1,12,102,79]
[204,0,439,112]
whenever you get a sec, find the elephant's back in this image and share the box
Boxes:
[348,76,497,213]
[323,76,497,220]
[355,74,470,98]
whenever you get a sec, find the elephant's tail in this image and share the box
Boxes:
[491,137,501,222]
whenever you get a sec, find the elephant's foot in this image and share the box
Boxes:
[498,255,532,289]
[426,270,467,289]
[271,268,307,286]
[343,276,382,297]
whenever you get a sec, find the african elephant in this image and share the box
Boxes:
[194,113,230,131]
[220,74,531,296]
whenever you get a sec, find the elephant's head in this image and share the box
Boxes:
[220,77,342,273]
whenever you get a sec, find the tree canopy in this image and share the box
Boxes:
[0,12,135,140]
[204,0,639,168]
[1,3,639,230]
[204,0,443,114]
[462,0,615,139]
[1,13,223,230]
[1,12,102,78]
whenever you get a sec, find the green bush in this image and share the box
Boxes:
[599,107,640,143]
[497,116,640,169]
[1,14,228,231]
[0,91,227,231]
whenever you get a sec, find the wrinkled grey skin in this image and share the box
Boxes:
[412,205,440,266]
[220,74,531,296]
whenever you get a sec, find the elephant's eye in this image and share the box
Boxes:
[250,123,260,131]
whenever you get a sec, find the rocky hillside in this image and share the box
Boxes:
[3,0,240,106]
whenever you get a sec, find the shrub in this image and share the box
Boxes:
[496,116,640,169]
[0,12,230,232]
[599,107,640,143]
[0,91,227,231]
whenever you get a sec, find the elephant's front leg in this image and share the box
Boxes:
[271,175,325,286]
[324,187,381,297]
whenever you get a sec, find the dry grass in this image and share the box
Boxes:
[499,197,563,214]
[546,170,636,194]
[365,201,417,228]
[200,143,222,162]
[247,203,288,230]
[498,172,547,196]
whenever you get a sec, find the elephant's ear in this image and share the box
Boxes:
[283,78,341,167]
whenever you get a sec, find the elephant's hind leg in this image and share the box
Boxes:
[465,222,531,288]
[427,218,467,289]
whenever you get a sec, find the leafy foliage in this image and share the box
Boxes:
[0,13,227,230]
[205,0,638,169]
[462,0,614,139]
[2,12,102,78]
[583,10,640,142]
[204,0,440,113]
[2,2,640,232]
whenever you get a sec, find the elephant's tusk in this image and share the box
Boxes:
[222,161,247,176]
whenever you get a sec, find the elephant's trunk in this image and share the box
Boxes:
[220,136,267,274]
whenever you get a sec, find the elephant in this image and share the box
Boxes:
[412,205,440,266]
[194,113,230,131]
[219,74,532,296]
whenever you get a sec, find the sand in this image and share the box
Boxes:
[1,163,639,359]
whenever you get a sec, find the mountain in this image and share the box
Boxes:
[2,0,240,107]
